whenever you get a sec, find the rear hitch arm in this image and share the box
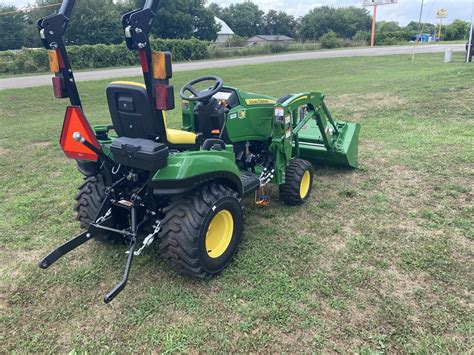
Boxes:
[38,231,93,269]
[37,176,127,270]
[37,194,112,269]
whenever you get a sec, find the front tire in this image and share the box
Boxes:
[159,184,244,279]
[279,159,314,206]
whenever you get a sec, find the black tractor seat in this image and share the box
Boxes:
[107,81,198,150]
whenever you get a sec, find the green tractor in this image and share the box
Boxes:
[38,0,361,303]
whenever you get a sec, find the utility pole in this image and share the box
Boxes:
[437,17,443,40]
[371,4,378,47]
[363,1,398,48]
[467,0,474,63]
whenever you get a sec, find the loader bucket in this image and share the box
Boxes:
[295,119,361,169]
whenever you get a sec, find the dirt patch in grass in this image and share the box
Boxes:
[30,141,51,149]
[0,147,11,156]
[383,265,426,306]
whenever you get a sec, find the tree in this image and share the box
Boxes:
[444,20,470,41]
[152,0,218,41]
[23,0,123,46]
[25,0,218,45]
[263,10,297,38]
[120,0,218,41]
[404,21,436,35]
[207,3,223,18]
[0,5,29,50]
[378,21,401,33]
[65,0,123,45]
[220,2,264,38]
[300,6,371,41]
[338,7,372,39]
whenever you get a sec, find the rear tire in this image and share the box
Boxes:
[74,175,123,245]
[279,159,314,206]
[159,183,244,279]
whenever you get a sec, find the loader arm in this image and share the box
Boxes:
[271,92,360,177]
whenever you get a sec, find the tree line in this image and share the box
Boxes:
[1,0,471,51]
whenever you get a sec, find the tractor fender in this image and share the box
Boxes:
[76,160,100,177]
[152,149,243,196]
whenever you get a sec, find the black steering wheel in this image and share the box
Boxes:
[179,76,224,102]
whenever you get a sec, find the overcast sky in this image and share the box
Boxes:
[4,0,474,25]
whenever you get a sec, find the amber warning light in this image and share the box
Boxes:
[60,106,100,162]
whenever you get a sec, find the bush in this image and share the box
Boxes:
[223,35,248,48]
[376,30,411,45]
[353,31,370,44]
[320,31,342,49]
[0,38,210,75]
[150,38,209,61]
[208,42,322,59]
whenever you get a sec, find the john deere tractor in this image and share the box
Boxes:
[37,0,361,303]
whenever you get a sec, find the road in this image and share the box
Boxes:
[0,44,465,90]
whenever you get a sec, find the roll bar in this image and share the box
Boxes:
[121,1,170,142]
[37,0,161,109]
[143,0,159,13]
[37,0,79,106]
[58,0,75,18]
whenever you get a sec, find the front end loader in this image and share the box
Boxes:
[36,0,361,303]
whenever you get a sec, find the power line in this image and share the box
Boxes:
[411,0,425,63]
[0,2,61,16]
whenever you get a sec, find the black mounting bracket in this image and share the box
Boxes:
[37,175,151,303]
[37,0,81,107]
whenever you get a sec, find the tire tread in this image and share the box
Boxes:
[279,159,314,206]
[159,183,241,279]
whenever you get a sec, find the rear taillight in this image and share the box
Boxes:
[52,77,65,98]
[60,106,99,161]
[154,84,175,111]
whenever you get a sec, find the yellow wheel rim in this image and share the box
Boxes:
[299,170,311,199]
[205,209,234,258]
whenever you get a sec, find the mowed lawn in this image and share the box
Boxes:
[0,53,472,353]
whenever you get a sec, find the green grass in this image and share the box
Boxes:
[1,52,473,353]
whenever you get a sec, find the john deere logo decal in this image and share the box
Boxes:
[238,111,246,119]
[245,99,276,106]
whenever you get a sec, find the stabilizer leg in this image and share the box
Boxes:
[103,237,137,304]
[103,205,139,304]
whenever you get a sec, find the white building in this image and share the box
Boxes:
[248,35,295,46]
[215,17,235,43]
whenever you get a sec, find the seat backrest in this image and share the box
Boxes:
[106,82,165,141]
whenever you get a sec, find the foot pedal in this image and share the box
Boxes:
[239,170,260,197]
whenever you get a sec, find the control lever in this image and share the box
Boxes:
[72,132,115,166]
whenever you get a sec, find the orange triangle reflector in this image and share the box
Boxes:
[60,106,100,162]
